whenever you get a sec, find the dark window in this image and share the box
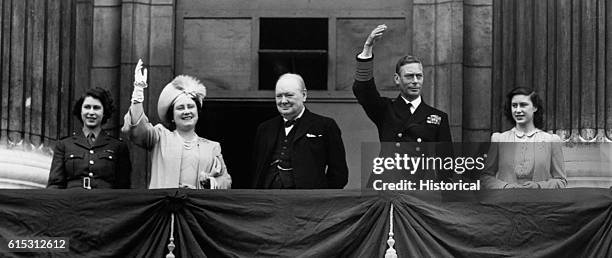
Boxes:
[259,18,328,90]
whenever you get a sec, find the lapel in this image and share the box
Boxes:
[291,109,314,144]
[392,95,412,120]
[197,137,208,175]
[73,131,91,149]
[262,116,283,159]
[91,131,111,149]
[396,96,431,129]
[405,101,430,126]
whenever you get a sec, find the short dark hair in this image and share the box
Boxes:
[164,95,203,131]
[72,87,115,125]
[504,87,544,129]
[395,55,423,74]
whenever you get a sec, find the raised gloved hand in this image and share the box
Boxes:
[131,59,148,104]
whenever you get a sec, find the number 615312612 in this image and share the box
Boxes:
[3,237,68,252]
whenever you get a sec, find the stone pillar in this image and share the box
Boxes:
[92,0,122,134]
[73,0,93,132]
[463,0,492,141]
[413,0,464,141]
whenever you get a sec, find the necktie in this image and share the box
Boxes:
[87,133,96,146]
[406,102,413,115]
[284,119,297,128]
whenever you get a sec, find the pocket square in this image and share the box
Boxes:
[306,133,322,138]
[427,115,441,125]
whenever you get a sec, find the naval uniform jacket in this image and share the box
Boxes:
[252,109,349,189]
[353,56,452,145]
[353,56,453,183]
[47,131,131,189]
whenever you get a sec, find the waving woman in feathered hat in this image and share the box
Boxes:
[122,59,231,189]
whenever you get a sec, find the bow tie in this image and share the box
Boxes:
[284,119,298,128]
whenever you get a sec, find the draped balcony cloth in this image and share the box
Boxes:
[0,189,610,257]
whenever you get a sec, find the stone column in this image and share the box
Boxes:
[463,0,492,141]
[73,0,93,132]
[413,0,464,141]
[92,0,122,133]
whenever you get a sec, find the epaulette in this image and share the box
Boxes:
[103,131,124,142]
[61,132,78,140]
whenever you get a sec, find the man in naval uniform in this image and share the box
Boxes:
[353,24,453,185]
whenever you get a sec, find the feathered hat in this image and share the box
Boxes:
[157,75,207,124]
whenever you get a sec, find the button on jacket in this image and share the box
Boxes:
[47,131,131,189]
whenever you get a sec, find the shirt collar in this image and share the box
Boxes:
[82,127,102,139]
[512,127,541,138]
[401,95,421,109]
[283,107,305,122]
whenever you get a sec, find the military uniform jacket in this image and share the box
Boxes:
[47,131,131,189]
[354,56,453,183]
[353,56,452,146]
[252,109,349,189]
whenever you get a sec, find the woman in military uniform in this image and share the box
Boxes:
[47,87,131,189]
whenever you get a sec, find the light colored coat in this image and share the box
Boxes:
[482,129,567,189]
[122,112,231,189]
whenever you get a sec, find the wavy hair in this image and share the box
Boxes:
[504,87,543,129]
[72,87,115,125]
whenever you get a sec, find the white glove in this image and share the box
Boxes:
[209,177,219,190]
[131,59,148,104]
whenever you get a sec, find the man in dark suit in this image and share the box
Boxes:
[353,25,453,184]
[252,73,348,189]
